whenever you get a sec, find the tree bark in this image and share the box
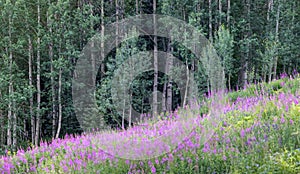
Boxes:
[101,0,105,77]
[28,35,35,145]
[35,0,41,146]
[55,67,62,138]
[12,85,16,150]
[7,9,13,147]
[167,42,173,112]
[162,39,168,113]
[209,0,213,42]
[219,0,222,27]
[267,0,273,82]
[183,12,189,106]
[136,0,139,14]
[0,91,3,147]
[153,0,158,116]
[273,1,281,80]
[100,0,105,129]
[47,5,56,139]
[115,0,119,48]
[227,0,230,26]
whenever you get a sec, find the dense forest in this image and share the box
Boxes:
[0,0,299,154]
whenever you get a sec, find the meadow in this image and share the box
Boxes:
[1,74,300,174]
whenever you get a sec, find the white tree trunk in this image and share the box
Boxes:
[35,0,41,146]
[153,0,158,116]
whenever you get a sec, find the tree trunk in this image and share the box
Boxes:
[273,1,281,80]
[47,7,56,139]
[55,67,62,138]
[136,0,139,14]
[244,0,251,86]
[35,0,41,146]
[209,0,213,42]
[90,2,96,87]
[153,0,158,116]
[167,42,173,112]
[267,0,273,82]
[12,85,16,150]
[101,0,105,78]
[0,91,3,147]
[28,35,35,145]
[267,0,273,23]
[183,12,189,106]
[100,0,105,129]
[162,39,168,114]
[227,0,230,26]
[219,0,222,27]
[115,0,119,48]
[7,11,13,147]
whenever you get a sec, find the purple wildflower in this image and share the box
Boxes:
[151,165,156,173]
[240,129,245,138]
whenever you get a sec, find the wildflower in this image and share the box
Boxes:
[68,159,73,167]
[223,155,227,161]
[280,117,285,124]
[151,165,156,173]
[240,129,245,138]
[140,161,144,166]
[212,148,217,154]
[246,127,251,133]
[290,119,294,125]
[202,143,210,153]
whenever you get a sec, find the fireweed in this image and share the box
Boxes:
[1,76,300,173]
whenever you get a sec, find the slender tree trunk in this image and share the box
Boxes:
[100,0,105,78]
[209,0,213,42]
[55,22,63,138]
[35,0,41,146]
[267,0,273,82]
[90,2,96,87]
[162,39,168,113]
[12,85,16,150]
[268,61,273,82]
[244,0,251,86]
[47,5,56,139]
[7,11,13,147]
[48,18,56,139]
[219,0,222,27]
[183,12,189,106]
[0,92,3,147]
[227,0,230,26]
[167,42,173,112]
[122,88,125,130]
[267,0,273,23]
[115,0,119,48]
[183,61,190,106]
[273,1,281,80]
[153,0,158,116]
[28,36,35,145]
[162,83,166,113]
[100,0,105,129]
[136,0,139,14]
[55,67,62,138]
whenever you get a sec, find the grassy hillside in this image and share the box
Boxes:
[1,75,300,173]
